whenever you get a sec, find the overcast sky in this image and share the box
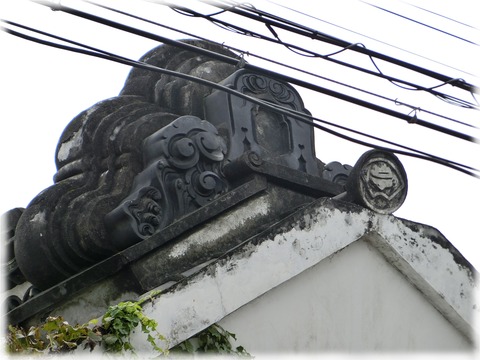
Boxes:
[1,0,479,272]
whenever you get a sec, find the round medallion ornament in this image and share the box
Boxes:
[346,150,408,214]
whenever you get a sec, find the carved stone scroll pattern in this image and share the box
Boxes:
[240,74,297,109]
[128,187,163,237]
[106,115,228,250]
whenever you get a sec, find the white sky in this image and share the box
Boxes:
[0,0,479,274]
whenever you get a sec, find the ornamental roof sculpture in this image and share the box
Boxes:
[2,40,411,323]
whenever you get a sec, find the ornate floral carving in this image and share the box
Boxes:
[106,115,228,249]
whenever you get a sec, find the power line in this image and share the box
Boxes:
[400,0,479,31]
[265,0,477,78]
[401,0,480,31]
[37,2,480,141]
[165,0,479,109]
[87,0,477,129]
[360,0,479,46]
[196,0,479,94]
[2,19,478,179]
[160,2,479,110]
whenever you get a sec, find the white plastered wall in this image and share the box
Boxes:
[218,238,472,352]
[115,198,478,353]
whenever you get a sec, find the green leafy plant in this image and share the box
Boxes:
[171,323,251,356]
[6,294,166,355]
[6,292,249,357]
[101,300,166,353]
[7,316,102,353]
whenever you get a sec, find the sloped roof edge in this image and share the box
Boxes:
[131,197,478,350]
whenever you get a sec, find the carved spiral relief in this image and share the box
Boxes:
[241,74,296,108]
[128,187,163,237]
[106,115,228,248]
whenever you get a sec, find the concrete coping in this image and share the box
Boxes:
[129,197,478,350]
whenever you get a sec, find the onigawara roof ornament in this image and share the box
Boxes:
[2,40,410,323]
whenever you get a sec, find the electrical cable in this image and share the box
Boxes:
[87,0,476,129]
[44,2,480,137]
[2,19,123,59]
[31,2,479,140]
[264,0,478,78]
[399,0,480,31]
[161,1,479,109]
[160,2,479,110]
[2,19,478,178]
[360,0,479,46]
[197,0,479,95]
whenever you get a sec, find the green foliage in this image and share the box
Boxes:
[172,324,251,356]
[101,300,166,353]
[5,290,249,357]
[6,294,166,355]
[7,316,102,354]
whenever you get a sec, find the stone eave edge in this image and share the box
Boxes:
[129,197,478,350]
[366,215,478,341]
